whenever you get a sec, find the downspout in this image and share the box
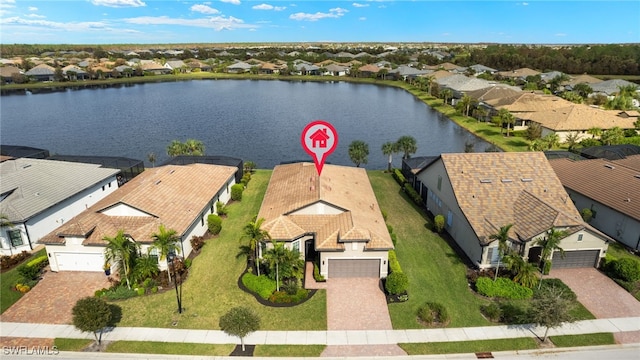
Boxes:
[24,222,34,250]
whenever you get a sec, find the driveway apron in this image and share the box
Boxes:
[321,278,406,357]
[550,268,640,344]
[1,269,111,324]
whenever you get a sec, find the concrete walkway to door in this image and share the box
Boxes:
[321,277,406,357]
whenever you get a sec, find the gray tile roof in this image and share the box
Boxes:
[590,79,639,95]
[0,158,120,223]
[24,64,55,76]
[436,74,493,92]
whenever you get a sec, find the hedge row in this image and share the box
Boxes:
[388,250,402,274]
[476,277,533,299]
[403,183,423,206]
[393,169,406,185]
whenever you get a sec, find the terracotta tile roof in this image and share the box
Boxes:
[40,164,237,245]
[496,67,540,78]
[549,157,640,221]
[358,64,380,73]
[563,74,603,86]
[422,70,455,80]
[486,92,573,113]
[517,104,637,131]
[466,86,522,102]
[257,163,393,251]
[440,153,584,244]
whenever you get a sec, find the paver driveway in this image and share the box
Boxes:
[1,269,110,324]
[321,278,406,357]
[551,268,640,344]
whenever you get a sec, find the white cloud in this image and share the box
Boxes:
[289,7,347,21]
[352,3,369,8]
[91,0,146,8]
[1,16,112,31]
[26,13,45,18]
[253,3,286,11]
[0,2,15,9]
[28,6,38,11]
[190,4,219,14]
[221,0,241,4]
[124,15,256,31]
[359,17,366,21]
[522,2,529,5]
[555,33,567,37]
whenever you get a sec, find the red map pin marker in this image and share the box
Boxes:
[301,120,338,176]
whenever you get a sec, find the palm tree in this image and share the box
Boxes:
[503,252,539,289]
[396,135,418,159]
[167,140,186,157]
[132,255,159,284]
[600,127,624,146]
[489,224,513,281]
[440,88,453,105]
[564,132,581,151]
[348,140,369,167]
[541,133,560,150]
[0,214,13,228]
[103,230,140,289]
[151,224,181,282]
[473,107,488,122]
[498,108,516,137]
[587,127,602,139]
[147,152,157,168]
[241,218,271,276]
[457,94,476,117]
[536,227,567,272]
[381,141,398,172]
[184,139,205,155]
[263,241,287,291]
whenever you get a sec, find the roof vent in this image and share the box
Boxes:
[480,179,492,184]
[155,180,162,185]
[521,178,533,182]
[501,179,513,183]
[169,170,175,174]
[635,175,640,179]
[604,164,615,169]
[22,164,32,169]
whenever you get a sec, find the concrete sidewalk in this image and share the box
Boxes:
[2,317,640,345]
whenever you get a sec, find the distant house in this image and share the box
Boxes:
[496,67,541,81]
[257,163,394,279]
[590,79,639,96]
[226,61,252,74]
[0,66,22,83]
[61,65,88,80]
[414,152,610,270]
[0,158,120,256]
[550,156,640,251]
[24,64,56,82]
[322,63,349,77]
[164,60,188,73]
[39,164,238,272]
[435,74,493,100]
[139,61,171,75]
[358,64,380,78]
[468,64,498,76]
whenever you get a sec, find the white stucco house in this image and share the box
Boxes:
[257,162,394,279]
[0,158,120,256]
[414,152,610,270]
[40,163,238,272]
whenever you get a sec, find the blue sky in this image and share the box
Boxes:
[0,0,638,44]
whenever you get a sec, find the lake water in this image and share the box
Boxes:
[0,80,491,169]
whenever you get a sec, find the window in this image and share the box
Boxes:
[577,234,583,242]
[8,229,23,247]
[487,247,500,265]
[292,240,300,253]
[447,210,453,227]
[102,185,105,191]
[201,215,205,226]
[149,248,159,264]
[437,175,442,191]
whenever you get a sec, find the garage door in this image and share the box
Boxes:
[328,259,380,278]
[55,253,104,272]
[552,250,599,269]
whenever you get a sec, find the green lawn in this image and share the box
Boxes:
[399,338,538,355]
[1,248,46,313]
[53,338,94,351]
[116,170,327,330]
[253,345,326,357]
[105,341,234,356]
[367,171,492,328]
[549,333,615,347]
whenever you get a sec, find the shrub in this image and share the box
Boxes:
[216,201,228,216]
[476,277,533,299]
[26,255,49,269]
[434,215,445,233]
[242,272,276,299]
[241,173,251,186]
[281,278,299,295]
[388,250,402,274]
[313,262,325,282]
[135,287,145,296]
[190,235,205,252]
[481,302,502,322]
[102,286,138,300]
[17,264,41,281]
[386,224,393,234]
[15,284,31,293]
[184,258,192,269]
[207,214,222,235]
[0,251,31,271]
[393,169,406,185]
[231,184,244,201]
[385,271,408,295]
[268,288,309,304]
[403,184,423,205]
[417,302,450,326]
[612,258,640,282]
[151,286,158,294]
[381,210,388,222]
[580,208,593,222]
[390,233,398,246]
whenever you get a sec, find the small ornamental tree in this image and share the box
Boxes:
[219,306,261,351]
[72,297,112,345]
[528,286,575,342]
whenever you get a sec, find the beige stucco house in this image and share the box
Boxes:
[40,163,238,272]
[257,162,393,279]
[415,152,610,270]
